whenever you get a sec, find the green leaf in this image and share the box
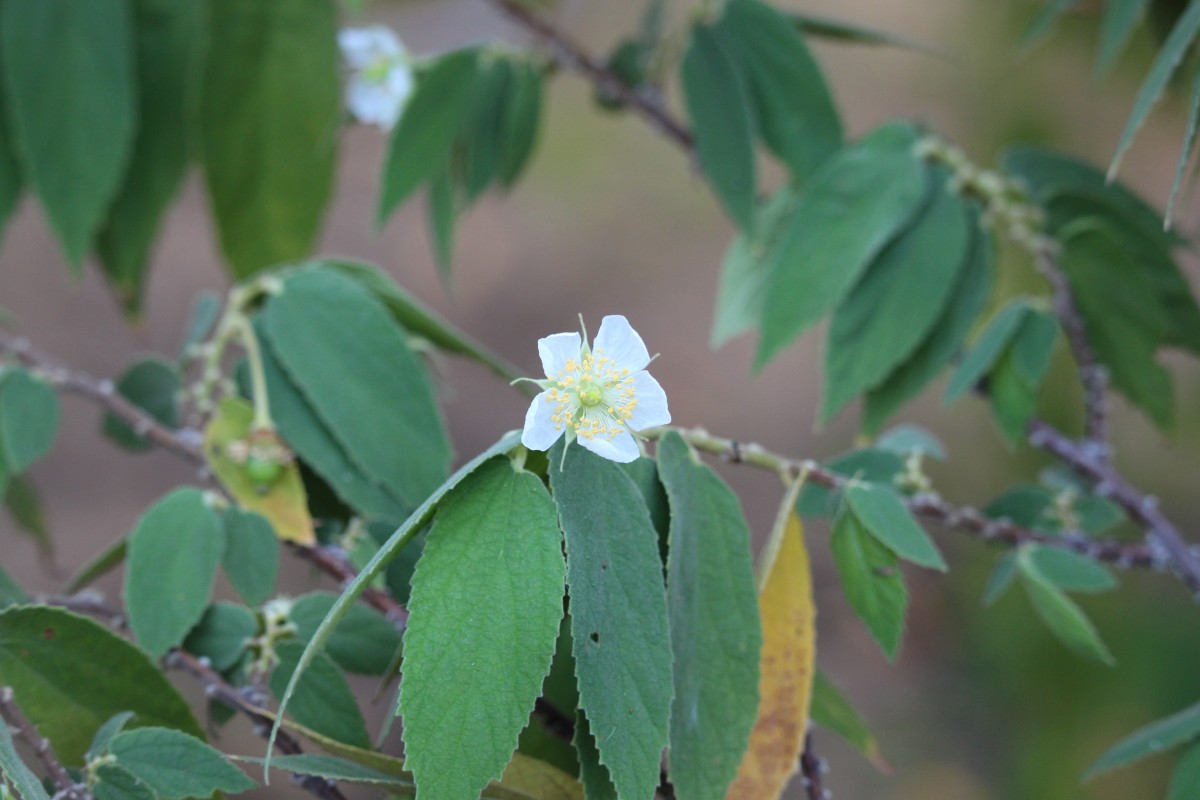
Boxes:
[789,11,945,56]
[757,123,927,367]
[681,23,757,230]
[0,710,50,800]
[0,369,60,474]
[864,226,994,433]
[874,424,946,460]
[0,52,23,245]
[497,59,543,187]
[1061,221,1174,426]
[719,0,843,179]
[378,48,482,224]
[1019,556,1115,665]
[0,0,135,266]
[65,538,128,593]
[102,358,182,452]
[201,0,339,278]
[943,300,1029,403]
[459,57,512,204]
[1110,0,1200,177]
[987,347,1039,446]
[830,506,907,659]
[289,592,402,676]
[248,754,414,788]
[549,443,672,800]
[1098,0,1150,75]
[656,432,762,800]
[110,728,256,799]
[93,765,155,800]
[1009,308,1059,386]
[179,293,221,358]
[271,641,371,749]
[1085,700,1200,779]
[5,476,51,557]
[261,267,452,508]
[267,431,521,774]
[96,0,202,313]
[182,602,257,673]
[0,562,25,608]
[221,507,279,606]
[1168,69,1200,222]
[88,712,136,761]
[1168,740,1200,800]
[821,179,969,422]
[809,671,889,771]
[124,488,224,659]
[574,711,618,800]
[795,448,903,517]
[845,483,946,571]
[1022,0,1078,48]
[1027,546,1117,593]
[426,166,457,280]
[982,551,1019,607]
[0,605,204,764]
[400,457,565,800]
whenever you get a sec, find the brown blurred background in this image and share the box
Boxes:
[5,0,1200,797]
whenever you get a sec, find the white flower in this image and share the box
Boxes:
[521,315,671,463]
[339,26,414,131]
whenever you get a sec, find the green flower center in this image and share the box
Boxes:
[578,382,604,407]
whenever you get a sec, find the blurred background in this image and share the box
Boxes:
[3,0,1200,797]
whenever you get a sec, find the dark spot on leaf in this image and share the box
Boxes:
[589,632,600,644]
[873,566,896,578]
[600,562,608,570]
[42,627,55,640]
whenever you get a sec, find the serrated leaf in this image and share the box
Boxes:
[183,602,257,673]
[102,358,181,452]
[110,728,256,799]
[757,123,927,368]
[260,267,451,508]
[201,0,339,278]
[1085,700,1200,779]
[0,712,50,800]
[864,225,994,433]
[378,48,482,224]
[203,396,316,545]
[271,641,370,749]
[549,443,672,800]
[221,507,279,606]
[574,710,617,800]
[1111,0,1200,177]
[727,489,814,798]
[97,0,201,313]
[656,433,761,800]
[845,483,946,571]
[124,488,224,659]
[0,606,204,764]
[93,764,155,800]
[0,370,59,474]
[810,671,889,771]
[400,457,565,800]
[1028,546,1117,593]
[822,178,969,422]
[682,23,757,230]
[795,448,903,517]
[831,507,907,659]
[289,592,402,676]
[944,300,1030,403]
[1019,556,1115,665]
[1169,740,1200,800]
[719,0,842,179]
[1098,0,1151,75]
[982,551,1019,607]
[0,0,135,266]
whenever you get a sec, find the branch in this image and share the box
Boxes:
[0,686,87,800]
[482,0,695,151]
[799,733,828,800]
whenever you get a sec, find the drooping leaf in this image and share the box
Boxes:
[221,507,280,606]
[656,433,761,800]
[943,300,1030,403]
[0,606,204,765]
[289,592,402,676]
[0,0,135,266]
[110,728,256,799]
[1019,554,1115,665]
[549,442,672,800]
[845,483,946,571]
[987,347,1040,446]
[1168,740,1200,800]
[124,488,224,659]
[719,0,843,179]
[810,671,889,771]
[982,551,1020,607]
[182,602,257,673]
[426,166,457,280]
[1098,0,1151,75]
[727,488,814,798]
[0,712,50,800]
[203,396,316,545]
[0,369,59,475]
[96,0,202,313]
[821,178,969,422]
[789,10,945,56]
[271,641,371,749]
[1085,700,1200,779]
[201,0,340,278]
[757,122,928,367]
[681,23,757,230]
[831,506,907,659]
[65,538,128,593]
[497,59,544,187]
[1009,307,1059,386]
[260,267,451,508]
[574,711,618,800]
[102,358,182,452]
[1027,546,1117,593]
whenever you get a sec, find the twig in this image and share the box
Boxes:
[482,0,695,151]
[0,686,87,800]
[799,733,828,800]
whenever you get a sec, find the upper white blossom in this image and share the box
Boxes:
[338,26,414,131]
[521,315,671,463]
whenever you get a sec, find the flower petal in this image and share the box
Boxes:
[521,392,563,451]
[346,79,404,129]
[629,371,670,431]
[578,428,640,463]
[594,315,650,371]
[538,332,582,378]
[338,26,404,67]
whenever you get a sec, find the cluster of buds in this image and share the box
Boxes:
[226,428,294,492]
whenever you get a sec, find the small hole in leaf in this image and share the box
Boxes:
[590,632,600,644]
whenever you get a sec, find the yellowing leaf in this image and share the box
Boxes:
[727,491,815,799]
[203,396,315,545]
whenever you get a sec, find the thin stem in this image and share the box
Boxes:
[0,687,87,800]
[225,314,274,431]
[799,733,827,800]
